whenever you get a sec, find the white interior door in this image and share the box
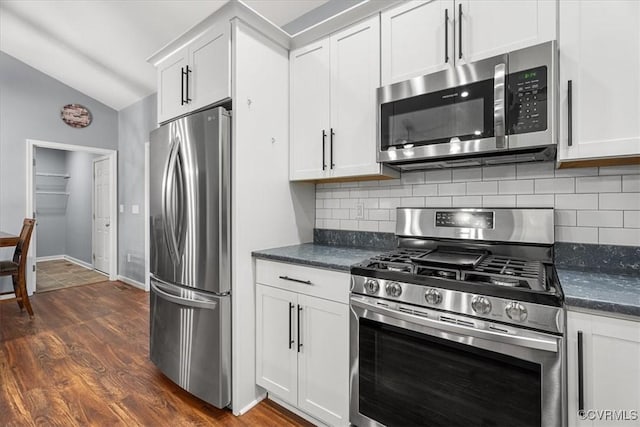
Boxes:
[93,157,111,273]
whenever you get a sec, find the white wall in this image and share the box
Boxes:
[315,162,640,246]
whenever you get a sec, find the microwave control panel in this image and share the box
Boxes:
[507,66,547,135]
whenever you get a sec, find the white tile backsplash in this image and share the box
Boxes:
[315,161,640,246]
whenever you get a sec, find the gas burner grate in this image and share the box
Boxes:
[464,256,546,290]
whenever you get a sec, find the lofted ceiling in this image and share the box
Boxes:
[0,0,329,111]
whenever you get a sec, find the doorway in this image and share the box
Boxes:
[25,139,118,294]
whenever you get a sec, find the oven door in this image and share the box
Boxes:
[377,54,507,165]
[349,295,566,427]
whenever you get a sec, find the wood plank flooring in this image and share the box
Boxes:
[0,281,312,426]
[36,260,107,293]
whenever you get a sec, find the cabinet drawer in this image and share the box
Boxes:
[256,259,350,304]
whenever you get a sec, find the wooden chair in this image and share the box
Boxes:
[0,219,35,316]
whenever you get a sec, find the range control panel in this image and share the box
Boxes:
[435,211,495,229]
[507,66,548,135]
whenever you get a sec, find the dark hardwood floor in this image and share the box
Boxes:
[0,281,312,426]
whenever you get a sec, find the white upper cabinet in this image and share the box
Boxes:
[290,40,331,181]
[567,311,640,427]
[381,0,452,85]
[290,16,398,181]
[558,0,640,164]
[381,0,556,85]
[455,0,556,65]
[156,25,230,124]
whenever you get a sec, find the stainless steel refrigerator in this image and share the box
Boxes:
[149,106,231,408]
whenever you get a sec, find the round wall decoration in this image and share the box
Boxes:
[61,104,92,128]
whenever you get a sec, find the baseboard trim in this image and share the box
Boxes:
[117,275,146,290]
[233,394,265,416]
[268,395,326,426]
[63,255,95,271]
[36,255,64,262]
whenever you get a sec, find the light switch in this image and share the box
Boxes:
[119,204,124,213]
[132,204,139,214]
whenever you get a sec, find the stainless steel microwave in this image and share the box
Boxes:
[377,41,557,170]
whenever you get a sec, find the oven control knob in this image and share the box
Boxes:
[505,302,528,322]
[386,282,402,297]
[364,279,379,294]
[424,288,442,305]
[471,296,492,315]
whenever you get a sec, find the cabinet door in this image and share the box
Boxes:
[455,0,556,64]
[567,312,640,427]
[558,1,640,162]
[329,16,381,178]
[157,48,188,124]
[188,26,230,113]
[381,0,452,85]
[255,285,298,406]
[290,40,331,181]
[297,295,349,426]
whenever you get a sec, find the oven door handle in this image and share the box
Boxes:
[351,297,558,353]
[494,62,507,149]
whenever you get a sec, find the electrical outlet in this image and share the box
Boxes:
[127,253,131,263]
[356,202,365,220]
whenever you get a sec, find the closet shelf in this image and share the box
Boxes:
[36,191,70,196]
[36,172,70,179]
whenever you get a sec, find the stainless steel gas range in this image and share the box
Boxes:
[349,208,566,427]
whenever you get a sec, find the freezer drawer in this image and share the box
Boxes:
[150,279,231,408]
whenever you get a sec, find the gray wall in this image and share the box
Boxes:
[0,51,118,290]
[66,151,100,264]
[117,93,157,283]
[34,147,68,258]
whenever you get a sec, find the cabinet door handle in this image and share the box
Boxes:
[577,330,584,412]
[297,305,303,352]
[322,129,327,170]
[567,80,573,147]
[330,128,335,169]
[444,9,449,63]
[458,4,463,60]
[288,302,294,350]
[181,67,185,105]
[278,275,312,285]
[185,65,192,103]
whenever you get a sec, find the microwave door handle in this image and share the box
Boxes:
[494,62,507,149]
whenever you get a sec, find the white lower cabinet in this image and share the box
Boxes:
[256,260,349,426]
[567,311,640,427]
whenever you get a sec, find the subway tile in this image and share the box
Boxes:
[340,219,358,230]
[349,209,359,220]
[599,165,640,175]
[599,193,640,210]
[622,175,640,192]
[466,181,498,195]
[425,170,452,183]
[425,196,452,207]
[390,209,397,221]
[378,221,396,233]
[349,189,369,198]
[378,178,402,186]
[554,194,598,210]
[555,167,599,177]
[401,171,426,185]
[576,176,621,193]
[325,199,340,209]
[332,190,350,199]
[362,198,379,209]
[555,210,577,226]
[624,211,640,228]
[379,197,402,209]
[555,226,598,244]
[317,182,340,189]
[368,188,390,198]
[368,209,390,221]
[413,184,438,196]
[332,209,350,220]
[316,208,331,219]
[315,219,325,228]
[577,210,623,227]
[516,194,554,207]
[482,195,516,207]
[535,178,574,194]
[387,186,413,198]
[359,180,381,187]
[316,200,323,209]
[453,167,482,182]
[516,162,555,179]
[598,228,640,246]
[358,220,379,232]
[324,219,340,229]
[483,165,516,180]
[340,181,360,188]
[452,196,482,206]
[316,189,331,199]
[339,199,357,209]
[401,197,426,207]
[438,182,466,196]
[499,180,534,194]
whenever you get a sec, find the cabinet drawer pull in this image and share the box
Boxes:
[568,80,573,147]
[322,129,327,170]
[181,67,185,105]
[288,302,294,350]
[444,9,449,63]
[279,275,312,285]
[185,65,192,103]
[330,128,335,169]
[577,330,584,411]
[297,305,303,352]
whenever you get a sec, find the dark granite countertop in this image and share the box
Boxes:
[252,243,381,272]
[558,269,640,319]
[253,243,640,320]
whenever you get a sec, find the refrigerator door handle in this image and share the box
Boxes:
[151,280,220,310]
[174,145,187,258]
[218,110,232,294]
[163,138,181,263]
